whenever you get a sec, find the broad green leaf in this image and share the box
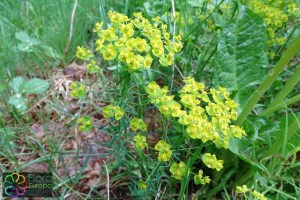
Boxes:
[229,138,265,171]
[214,6,268,108]
[23,78,49,94]
[8,95,27,111]
[16,31,39,52]
[15,31,39,45]
[9,76,25,93]
[15,31,31,42]
[17,43,34,52]
[42,45,61,59]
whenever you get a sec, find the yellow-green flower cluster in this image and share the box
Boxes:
[130,118,147,131]
[138,181,147,191]
[86,60,100,74]
[69,82,86,98]
[288,3,300,18]
[169,161,188,180]
[236,185,251,193]
[76,46,93,60]
[145,77,246,149]
[236,185,267,200]
[202,153,224,171]
[251,190,267,200]
[89,11,183,71]
[76,46,101,74]
[194,170,211,185]
[102,105,124,120]
[133,133,147,150]
[154,140,172,162]
[77,116,93,131]
[249,0,289,48]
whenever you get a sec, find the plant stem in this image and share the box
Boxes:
[63,0,78,55]
[236,34,300,126]
[263,66,300,115]
[260,94,300,117]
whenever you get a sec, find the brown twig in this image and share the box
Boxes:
[64,0,79,56]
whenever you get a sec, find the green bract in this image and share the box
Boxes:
[194,170,210,185]
[133,134,147,150]
[169,162,188,180]
[102,105,124,120]
[130,118,147,131]
[77,116,93,132]
[154,140,172,162]
[69,82,87,99]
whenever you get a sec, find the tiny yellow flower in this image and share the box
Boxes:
[120,23,135,38]
[102,44,117,60]
[77,116,93,131]
[152,47,164,57]
[143,54,153,68]
[202,153,224,171]
[95,39,104,51]
[102,105,115,118]
[101,27,118,41]
[170,161,188,180]
[69,82,86,98]
[236,185,250,193]
[86,60,99,74]
[93,22,103,33]
[155,140,172,162]
[138,181,147,191]
[130,118,147,131]
[194,170,210,185]
[251,190,267,200]
[102,105,124,120]
[133,134,147,149]
[126,54,140,71]
[114,107,124,120]
[155,140,170,152]
[158,149,172,162]
[76,46,93,60]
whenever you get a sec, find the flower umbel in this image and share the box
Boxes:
[145,77,246,149]
[155,140,172,162]
[69,82,87,99]
[194,170,210,185]
[202,153,224,171]
[130,118,147,131]
[102,105,124,120]
[133,134,147,150]
[77,116,93,131]
[170,161,188,180]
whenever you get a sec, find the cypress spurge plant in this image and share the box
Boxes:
[72,10,249,198]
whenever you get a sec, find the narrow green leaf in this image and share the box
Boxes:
[23,78,49,95]
[261,66,300,117]
[214,6,268,108]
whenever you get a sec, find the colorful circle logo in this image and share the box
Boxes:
[3,172,28,197]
